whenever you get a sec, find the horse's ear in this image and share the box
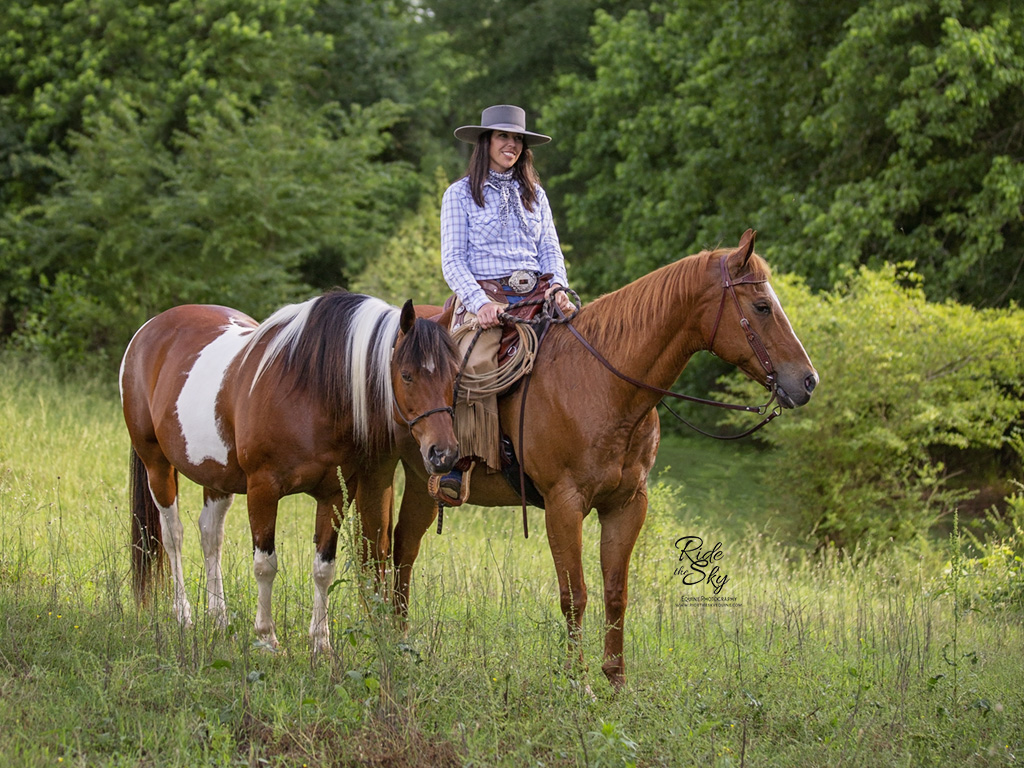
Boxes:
[730,228,757,273]
[400,299,416,334]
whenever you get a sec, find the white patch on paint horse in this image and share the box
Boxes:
[176,320,252,466]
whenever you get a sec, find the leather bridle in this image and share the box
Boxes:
[707,251,776,386]
[559,251,781,439]
[391,388,454,432]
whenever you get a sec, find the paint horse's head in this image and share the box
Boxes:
[391,300,460,475]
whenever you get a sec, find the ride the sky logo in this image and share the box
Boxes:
[673,536,729,595]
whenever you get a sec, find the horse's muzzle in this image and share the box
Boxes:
[775,369,818,409]
[425,443,458,475]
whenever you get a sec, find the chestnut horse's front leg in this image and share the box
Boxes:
[391,475,439,620]
[545,495,589,675]
[597,490,648,689]
[354,459,400,586]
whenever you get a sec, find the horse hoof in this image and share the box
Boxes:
[311,636,333,656]
[253,636,281,653]
[602,667,627,691]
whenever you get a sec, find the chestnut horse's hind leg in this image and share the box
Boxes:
[597,491,648,690]
[198,490,234,629]
[391,475,438,620]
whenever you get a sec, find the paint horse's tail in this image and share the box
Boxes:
[129,448,168,602]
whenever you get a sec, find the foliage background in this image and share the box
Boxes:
[2,0,1023,547]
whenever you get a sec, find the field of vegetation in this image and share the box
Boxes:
[2,356,1023,767]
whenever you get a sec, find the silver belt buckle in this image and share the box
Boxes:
[507,270,537,294]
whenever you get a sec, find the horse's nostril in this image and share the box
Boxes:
[427,445,456,472]
[805,373,818,394]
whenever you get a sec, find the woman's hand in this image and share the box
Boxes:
[546,284,576,315]
[476,302,505,329]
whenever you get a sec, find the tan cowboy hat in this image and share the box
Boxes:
[454,104,552,146]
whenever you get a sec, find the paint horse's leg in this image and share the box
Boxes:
[144,458,193,627]
[198,490,234,629]
[309,488,348,655]
[597,490,648,690]
[246,475,282,648]
[392,475,438,620]
[544,488,590,676]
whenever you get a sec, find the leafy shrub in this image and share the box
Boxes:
[723,264,1024,549]
[350,168,452,307]
[959,486,1024,610]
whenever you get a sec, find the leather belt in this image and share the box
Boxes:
[497,270,539,294]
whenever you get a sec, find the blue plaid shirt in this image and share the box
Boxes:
[441,172,569,314]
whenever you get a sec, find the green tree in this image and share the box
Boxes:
[351,168,452,307]
[791,1,1024,307]
[0,0,416,363]
[544,0,1024,307]
[724,265,1024,548]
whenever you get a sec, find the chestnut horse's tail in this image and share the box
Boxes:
[129,448,168,602]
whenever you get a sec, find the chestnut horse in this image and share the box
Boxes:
[393,229,817,687]
[120,292,459,652]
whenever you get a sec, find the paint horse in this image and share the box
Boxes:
[394,229,818,688]
[120,292,460,652]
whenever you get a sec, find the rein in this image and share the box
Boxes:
[561,252,782,439]
[449,253,783,537]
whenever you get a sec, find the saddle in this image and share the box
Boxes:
[424,278,553,515]
[442,275,551,363]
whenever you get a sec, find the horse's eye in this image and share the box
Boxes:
[754,302,771,316]
[400,371,413,384]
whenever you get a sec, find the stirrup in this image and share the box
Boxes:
[427,461,475,508]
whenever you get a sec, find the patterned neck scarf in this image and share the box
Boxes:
[488,169,531,236]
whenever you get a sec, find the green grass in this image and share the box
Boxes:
[1,355,1023,767]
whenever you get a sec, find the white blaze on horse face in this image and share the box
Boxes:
[176,321,252,467]
[766,283,811,358]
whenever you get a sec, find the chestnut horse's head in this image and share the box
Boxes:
[705,229,818,409]
[391,300,460,475]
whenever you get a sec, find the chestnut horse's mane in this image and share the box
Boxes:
[244,290,457,457]
[568,247,771,352]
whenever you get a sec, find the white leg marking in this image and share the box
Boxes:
[253,548,279,647]
[152,493,193,627]
[198,495,233,628]
[176,321,251,466]
[309,553,337,655]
